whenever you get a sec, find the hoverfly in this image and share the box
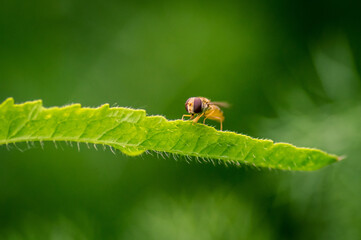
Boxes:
[182,97,229,131]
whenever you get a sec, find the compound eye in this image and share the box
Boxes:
[193,98,203,113]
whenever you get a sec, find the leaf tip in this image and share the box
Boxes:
[337,155,346,161]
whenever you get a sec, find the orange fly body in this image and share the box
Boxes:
[182,97,229,131]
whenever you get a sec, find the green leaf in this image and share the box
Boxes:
[0,98,341,171]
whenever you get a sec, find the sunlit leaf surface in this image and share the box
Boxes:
[0,98,340,171]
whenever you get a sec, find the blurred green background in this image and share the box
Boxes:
[1,0,361,239]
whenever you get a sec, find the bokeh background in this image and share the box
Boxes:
[1,0,361,239]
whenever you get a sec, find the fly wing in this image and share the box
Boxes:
[209,101,230,108]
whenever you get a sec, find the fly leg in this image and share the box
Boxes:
[192,113,204,124]
[207,115,223,131]
[182,114,193,120]
[203,110,216,125]
[211,116,223,131]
